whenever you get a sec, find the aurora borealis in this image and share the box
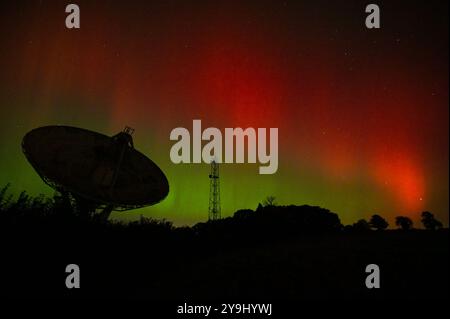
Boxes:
[0,0,448,226]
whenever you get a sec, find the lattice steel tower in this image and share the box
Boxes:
[208,160,221,220]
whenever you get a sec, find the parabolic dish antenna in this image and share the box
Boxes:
[22,125,169,219]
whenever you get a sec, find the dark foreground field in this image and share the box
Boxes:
[0,192,447,300]
[1,222,448,300]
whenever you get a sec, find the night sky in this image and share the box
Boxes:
[0,0,448,226]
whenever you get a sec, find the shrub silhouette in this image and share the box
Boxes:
[421,211,443,230]
[395,216,413,230]
[352,219,371,232]
[262,195,277,207]
[369,214,389,231]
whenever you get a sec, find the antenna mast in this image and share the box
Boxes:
[208,160,221,221]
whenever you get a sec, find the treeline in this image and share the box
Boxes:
[348,212,443,231]
[0,185,445,236]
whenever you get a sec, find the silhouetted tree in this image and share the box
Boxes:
[369,214,389,231]
[421,211,443,230]
[395,216,413,230]
[0,183,12,211]
[352,219,371,231]
[262,196,276,207]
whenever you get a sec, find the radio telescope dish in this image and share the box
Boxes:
[22,125,169,218]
